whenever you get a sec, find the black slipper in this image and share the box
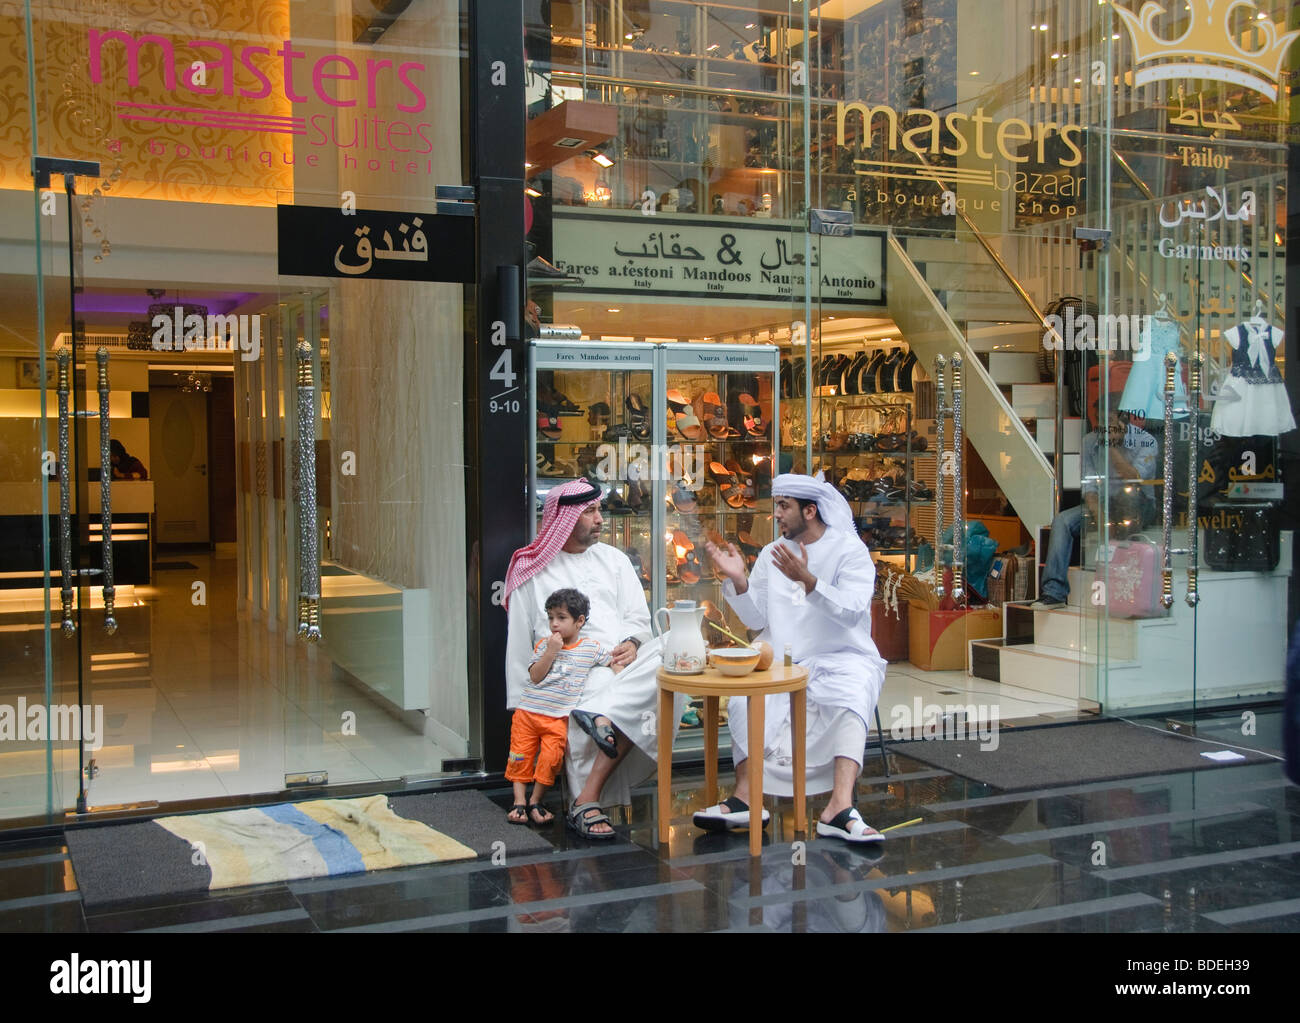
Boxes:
[527,803,554,826]
[573,710,618,758]
[507,803,529,825]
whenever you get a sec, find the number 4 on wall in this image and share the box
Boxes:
[490,349,516,389]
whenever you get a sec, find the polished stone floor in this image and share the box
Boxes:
[2,745,1296,933]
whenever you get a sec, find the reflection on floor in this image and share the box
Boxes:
[3,733,1296,933]
[0,550,452,820]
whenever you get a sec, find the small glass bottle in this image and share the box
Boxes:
[783,643,793,667]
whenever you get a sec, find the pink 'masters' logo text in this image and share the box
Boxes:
[88,29,428,112]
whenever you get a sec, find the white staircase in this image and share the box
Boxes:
[971,532,1293,710]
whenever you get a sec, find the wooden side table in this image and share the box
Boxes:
[656,663,809,858]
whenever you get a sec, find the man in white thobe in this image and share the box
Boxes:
[701,473,887,842]
[505,479,679,838]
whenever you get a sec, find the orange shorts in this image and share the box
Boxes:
[506,709,568,786]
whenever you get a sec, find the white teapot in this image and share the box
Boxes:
[654,600,707,674]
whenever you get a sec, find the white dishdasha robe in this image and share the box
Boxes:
[721,528,886,796]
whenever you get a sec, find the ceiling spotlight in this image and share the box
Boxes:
[587,148,614,168]
[525,184,543,198]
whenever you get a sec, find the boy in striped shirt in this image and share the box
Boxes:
[506,588,616,825]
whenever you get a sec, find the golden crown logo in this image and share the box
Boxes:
[1111,0,1300,101]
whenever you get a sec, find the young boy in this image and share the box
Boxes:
[506,588,616,825]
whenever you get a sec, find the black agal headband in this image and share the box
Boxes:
[556,482,602,507]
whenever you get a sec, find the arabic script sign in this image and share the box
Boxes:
[553,211,885,306]
[276,204,474,282]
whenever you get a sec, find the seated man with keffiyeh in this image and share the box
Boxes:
[504,479,683,839]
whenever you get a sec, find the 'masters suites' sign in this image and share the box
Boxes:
[553,211,885,306]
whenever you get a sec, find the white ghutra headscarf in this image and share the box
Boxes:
[772,472,857,538]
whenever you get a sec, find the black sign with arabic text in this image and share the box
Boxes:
[276,204,475,283]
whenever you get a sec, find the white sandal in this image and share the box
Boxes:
[816,808,884,843]
[692,796,770,832]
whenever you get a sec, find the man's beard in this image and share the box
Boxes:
[572,525,600,548]
[779,517,807,541]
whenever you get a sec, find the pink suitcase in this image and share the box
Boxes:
[1099,537,1166,618]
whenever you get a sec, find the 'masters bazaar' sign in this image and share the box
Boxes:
[552,211,885,306]
[836,101,1085,220]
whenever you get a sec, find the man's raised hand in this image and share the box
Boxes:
[772,541,816,594]
[704,539,747,584]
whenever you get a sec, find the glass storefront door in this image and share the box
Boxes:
[3,1,481,824]
[1083,125,1291,720]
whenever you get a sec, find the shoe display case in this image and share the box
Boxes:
[778,342,933,571]
[530,341,658,604]
[530,340,780,746]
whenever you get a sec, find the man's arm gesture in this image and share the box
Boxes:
[705,540,748,589]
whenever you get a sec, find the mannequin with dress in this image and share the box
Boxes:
[1210,301,1296,437]
[1118,293,1189,423]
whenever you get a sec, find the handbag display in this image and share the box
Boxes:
[1097,534,1165,618]
[1200,497,1280,572]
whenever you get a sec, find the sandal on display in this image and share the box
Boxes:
[692,796,771,831]
[737,392,766,437]
[572,710,619,759]
[550,389,582,416]
[507,804,530,825]
[709,461,746,509]
[625,394,653,440]
[567,802,617,840]
[668,480,698,512]
[537,410,563,440]
[816,808,885,843]
[536,451,574,477]
[679,549,703,585]
[587,400,611,430]
[666,388,691,412]
[675,408,706,441]
[694,391,738,439]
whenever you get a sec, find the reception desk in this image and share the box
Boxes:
[0,482,154,589]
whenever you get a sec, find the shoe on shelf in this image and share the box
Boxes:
[1032,598,1066,610]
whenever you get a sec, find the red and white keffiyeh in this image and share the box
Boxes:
[503,478,602,609]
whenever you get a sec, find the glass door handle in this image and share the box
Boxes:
[56,348,75,637]
[933,355,946,601]
[931,354,965,603]
[295,341,321,642]
[96,348,117,634]
[1161,352,1177,610]
[950,353,965,606]
[1185,354,1201,608]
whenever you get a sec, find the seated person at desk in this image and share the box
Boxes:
[109,439,148,480]
[1034,409,1158,610]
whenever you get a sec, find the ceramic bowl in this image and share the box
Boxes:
[708,647,760,676]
